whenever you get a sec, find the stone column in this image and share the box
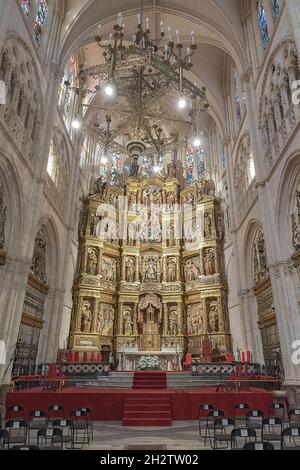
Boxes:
[163,303,168,336]
[121,254,126,281]
[268,262,300,396]
[135,255,139,282]
[0,1,13,45]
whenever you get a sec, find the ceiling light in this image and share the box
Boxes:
[153,165,160,173]
[193,138,201,147]
[101,156,108,164]
[104,83,115,97]
[178,97,187,109]
[71,117,82,129]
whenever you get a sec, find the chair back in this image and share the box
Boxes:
[0,429,9,449]
[29,410,47,419]
[243,441,274,450]
[8,404,24,420]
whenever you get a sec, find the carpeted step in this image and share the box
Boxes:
[133,381,167,386]
[125,397,170,403]
[133,384,167,389]
[123,418,172,427]
[123,411,171,418]
[124,404,171,412]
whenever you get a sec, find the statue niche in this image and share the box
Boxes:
[138,295,162,351]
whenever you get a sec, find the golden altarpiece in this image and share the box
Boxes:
[68,174,231,370]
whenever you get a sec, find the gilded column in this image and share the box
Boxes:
[135,255,139,282]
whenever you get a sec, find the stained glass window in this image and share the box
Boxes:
[111,152,121,180]
[34,0,49,47]
[257,0,270,50]
[21,0,31,15]
[47,141,58,184]
[185,144,194,182]
[221,142,226,170]
[270,0,280,18]
[197,147,206,178]
[233,73,241,124]
[80,137,88,168]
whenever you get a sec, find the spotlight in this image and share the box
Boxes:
[193,138,201,147]
[104,83,115,97]
[178,97,187,109]
[71,117,82,129]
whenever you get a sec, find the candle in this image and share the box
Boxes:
[132,34,136,44]
[164,44,169,60]
[160,21,164,33]
[146,17,149,30]
[191,30,195,45]
[176,29,180,44]
[97,24,102,35]
[118,12,123,26]
[242,351,245,363]
[168,26,173,42]
[137,14,141,25]
[246,351,251,363]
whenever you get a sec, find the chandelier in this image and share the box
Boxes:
[69,0,209,176]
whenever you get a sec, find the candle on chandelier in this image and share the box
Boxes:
[164,43,169,60]
[191,30,195,45]
[137,14,141,25]
[168,26,173,42]
[176,29,180,44]
[187,47,192,63]
[97,23,102,35]
[160,21,164,33]
[132,34,136,44]
[146,17,150,30]
[118,12,123,27]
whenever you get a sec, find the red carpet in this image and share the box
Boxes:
[6,387,273,424]
[132,371,167,389]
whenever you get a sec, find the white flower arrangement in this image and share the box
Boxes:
[137,355,161,370]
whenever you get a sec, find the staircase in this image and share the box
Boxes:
[132,371,167,389]
[122,372,172,426]
[122,395,172,426]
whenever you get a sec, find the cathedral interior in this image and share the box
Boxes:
[1,0,300,451]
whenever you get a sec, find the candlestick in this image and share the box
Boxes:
[191,30,195,45]
[118,13,123,27]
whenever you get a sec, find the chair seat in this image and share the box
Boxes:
[262,433,281,441]
[215,433,231,441]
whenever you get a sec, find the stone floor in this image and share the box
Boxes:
[86,421,207,450]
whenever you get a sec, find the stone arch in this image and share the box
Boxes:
[259,38,299,148]
[276,152,300,260]
[243,219,265,288]
[0,150,25,256]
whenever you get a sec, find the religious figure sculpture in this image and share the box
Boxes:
[168,307,178,336]
[291,213,300,250]
[166,191,176,210]
[92,176,107,196]
[90,213,100,237]
[204,249,215,276]
[30,227,47,284]
[123,308,133,336]
[129,157,139,177]
[204,212,212,237]
[81,301,92,333]
[167,159,176,178]
[208,303,219,333]
[126,257,136,282]
[96,310,105,333]
[167,258,176,282]
[87,248,97,275]
[102,257,117,282]
[0,185,6,250]
[185,258,199,282]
